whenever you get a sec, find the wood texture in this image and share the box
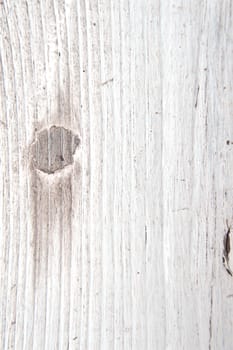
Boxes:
[0,0,233,349]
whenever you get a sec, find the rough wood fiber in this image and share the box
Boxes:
[0,1,232,349]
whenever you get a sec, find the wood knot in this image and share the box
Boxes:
[31,126,80,174]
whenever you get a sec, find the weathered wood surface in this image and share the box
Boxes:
[0,1,233,349]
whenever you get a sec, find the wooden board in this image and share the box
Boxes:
[0,0,233,349]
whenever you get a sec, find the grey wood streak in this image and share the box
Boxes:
[0,1,232,349]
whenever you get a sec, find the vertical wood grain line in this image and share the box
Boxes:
[120,1,133,348]
[98,0,115,347]
[0,46,10,350]
[88,0,104,346]
[158,0,166,347]
[1,6,21,349]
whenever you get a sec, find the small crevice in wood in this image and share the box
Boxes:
[223,221,233,277]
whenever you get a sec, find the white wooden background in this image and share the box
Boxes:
[0,0,233,349]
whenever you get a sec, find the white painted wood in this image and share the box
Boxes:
[0,0,233,349]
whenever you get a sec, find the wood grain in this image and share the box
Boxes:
[0,0,233,349]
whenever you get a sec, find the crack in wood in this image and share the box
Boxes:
[223,221,233,277]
